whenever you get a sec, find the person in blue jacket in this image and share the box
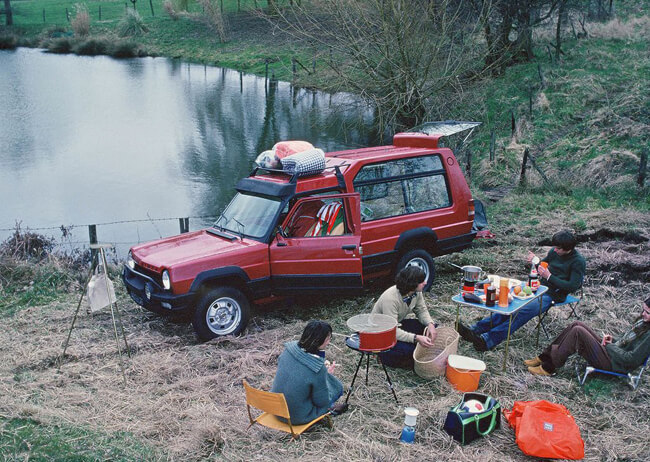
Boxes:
[271,320,346,424]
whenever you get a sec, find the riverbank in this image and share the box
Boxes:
[1,0,326,84]
[1,204,649,460]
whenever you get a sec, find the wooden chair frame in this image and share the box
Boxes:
[243,380,332,439]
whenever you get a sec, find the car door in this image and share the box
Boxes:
[269,193,363,294]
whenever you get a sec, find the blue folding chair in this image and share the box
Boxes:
[576,355,649,391]
[538,290,583,339]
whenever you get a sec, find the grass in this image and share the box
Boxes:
[0,208,648,460]
[0,416,165,460]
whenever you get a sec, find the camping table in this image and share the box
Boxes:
[452,285,548,371]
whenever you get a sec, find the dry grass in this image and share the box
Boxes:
[1,210,649,461]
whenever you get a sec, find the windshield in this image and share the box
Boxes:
[213,193,282,239]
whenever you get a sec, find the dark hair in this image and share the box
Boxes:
[552,230,577,251]
[298,320,332,354]
[395,266,426,296]
[645,296,650,308]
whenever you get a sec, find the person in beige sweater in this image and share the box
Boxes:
[371,266,438,368]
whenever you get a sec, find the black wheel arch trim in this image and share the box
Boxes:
[190,266,251,293]
[394,227,439,256]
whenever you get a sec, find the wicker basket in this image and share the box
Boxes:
[413,326,460,379]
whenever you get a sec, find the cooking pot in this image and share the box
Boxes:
[347,313,397,352]
[461,265,486,282]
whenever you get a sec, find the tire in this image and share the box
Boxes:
[396,249,436,292]
[192,287,250,341]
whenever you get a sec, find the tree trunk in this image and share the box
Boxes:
[4,0,13,25]
[555,1,567,61]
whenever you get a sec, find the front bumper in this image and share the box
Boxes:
[122,265,194,313]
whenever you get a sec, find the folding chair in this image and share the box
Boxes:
[243,380,332,439]
[538,289,583,339]
[576,355,649,391]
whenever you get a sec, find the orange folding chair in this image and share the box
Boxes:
[243,380,332,439]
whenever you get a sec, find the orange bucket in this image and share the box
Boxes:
[446,354,486,392]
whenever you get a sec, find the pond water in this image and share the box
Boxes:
[0,48,376,257]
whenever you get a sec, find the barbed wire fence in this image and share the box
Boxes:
[0,215,219,262]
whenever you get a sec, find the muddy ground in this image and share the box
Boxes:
[1,209,649,461]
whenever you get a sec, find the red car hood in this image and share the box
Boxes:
[131,229,262,270]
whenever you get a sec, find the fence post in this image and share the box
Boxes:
[537,63,546,89]
[510,109,516,139]
[88,224,98,260]
[639,149,648,187]
[519,148,529,186]
[489,130,496,162]
[179,218,190,234]
[99,5,101,20]
[149,0,154,16]
[528,85,534,118]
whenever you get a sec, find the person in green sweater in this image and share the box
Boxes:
[526,296,650,376]
[371,266,438,369]
[271,320,346,425]
[458,229,586,351]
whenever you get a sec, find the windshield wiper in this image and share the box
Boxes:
[231,217,245,241]
[213,212,228,232]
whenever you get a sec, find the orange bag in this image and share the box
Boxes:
[504,400,584,460]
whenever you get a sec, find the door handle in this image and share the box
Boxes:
[277,241,287,247]
[342,244,357,250]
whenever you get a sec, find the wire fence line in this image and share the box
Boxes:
[0,215,218,233]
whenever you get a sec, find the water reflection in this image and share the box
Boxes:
[0,48,376,255]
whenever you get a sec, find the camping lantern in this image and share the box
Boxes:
[399,407,420,443]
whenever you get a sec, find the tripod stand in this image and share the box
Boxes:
[58,243,130,385]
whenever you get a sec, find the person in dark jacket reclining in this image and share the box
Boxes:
[458,230,586,351]
[526,295,650,376]
[271,320,346,424]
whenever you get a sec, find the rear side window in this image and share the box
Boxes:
[353,155,450,221]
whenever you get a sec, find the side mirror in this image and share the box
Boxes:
[275,226,288,247]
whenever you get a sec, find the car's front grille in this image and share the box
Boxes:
[134,264,162,287]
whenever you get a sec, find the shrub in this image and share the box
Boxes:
[71,3,91,38]
[117,9,149,38]
[174,0,189,12]
[111,41,141,58]
[73,38,109,55]
[197,0,227,43]
[45,37,73,54]
[0,34,18,50]
[163,1,179,20]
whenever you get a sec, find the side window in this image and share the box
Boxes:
[353,155,450,221]
[284,198,348,238]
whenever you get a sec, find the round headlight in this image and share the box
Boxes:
[127,251,135,269]
[162,270,171,290]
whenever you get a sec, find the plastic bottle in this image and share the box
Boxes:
[529,263,540,292]
[498,278,509,307]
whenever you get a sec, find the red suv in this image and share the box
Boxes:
[123,124,477,340]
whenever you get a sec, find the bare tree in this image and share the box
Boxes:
[470,0,560,73]
[267,0,486,131]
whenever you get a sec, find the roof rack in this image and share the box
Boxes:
[247,163,350,189]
